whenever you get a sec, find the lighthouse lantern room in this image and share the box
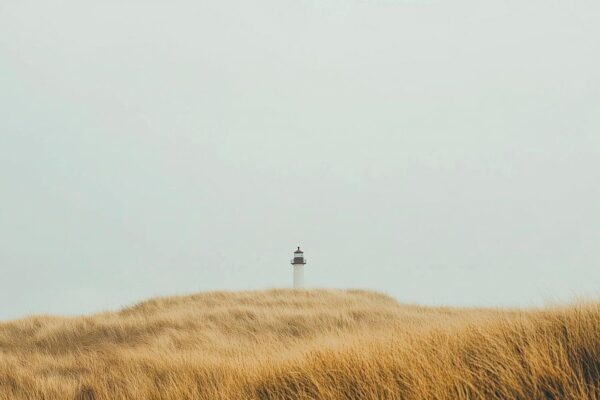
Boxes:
[291,247,306,289]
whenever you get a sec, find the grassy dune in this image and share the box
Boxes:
[1,289,599,400]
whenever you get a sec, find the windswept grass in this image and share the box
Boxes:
[1,289,599,399]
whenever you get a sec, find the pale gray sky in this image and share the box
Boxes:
[1,0,599,320]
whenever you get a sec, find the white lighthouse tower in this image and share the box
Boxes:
[291,247,306,289]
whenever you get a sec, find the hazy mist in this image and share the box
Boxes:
[1,0,599,320]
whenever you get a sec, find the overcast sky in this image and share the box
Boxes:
[1,0,599,320]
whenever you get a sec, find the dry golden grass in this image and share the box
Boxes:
[1,289,599,400]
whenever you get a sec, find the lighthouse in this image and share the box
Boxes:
[291,247,306,289]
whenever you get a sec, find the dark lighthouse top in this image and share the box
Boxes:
[291,246,306,265]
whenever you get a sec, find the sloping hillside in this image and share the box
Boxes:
[0,289,599,399]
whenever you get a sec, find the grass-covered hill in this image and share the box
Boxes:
[1,289,599,399]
